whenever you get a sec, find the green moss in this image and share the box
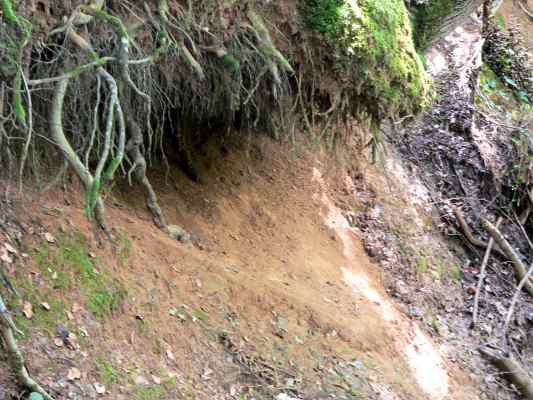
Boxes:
[85,177,101,218]
[84,7,131,42]
[301,0,344,37]
[34,234,127,320]
[302,0,433,118]
[104,156,123,181]
[1,0,20,25]
[222,53,241,72]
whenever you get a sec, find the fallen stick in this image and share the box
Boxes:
[481,218,533,297]
[479,347,533,399]
[503,261,533,338]
[473,217,502,326]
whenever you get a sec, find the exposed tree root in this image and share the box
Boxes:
[516,0,533,20]
[480,347,533,399]
[0,294,54,400]
[50,78,108,231]
[452,207,506,258]
[125,115,166,230]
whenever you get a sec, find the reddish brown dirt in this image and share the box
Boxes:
[1,137,480,400]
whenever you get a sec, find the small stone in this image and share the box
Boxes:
[67,367,81,381]
[93,383,106,395]
[134,375,149,386]
[23,301,33,319]
[41,302,51,311]
[166,225,191,243]
[44,233,56,243]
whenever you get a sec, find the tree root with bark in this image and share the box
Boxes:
[480,346,533,399]
[0,293,54,400]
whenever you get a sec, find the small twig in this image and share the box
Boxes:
[503,261,533,341]
[473,217,502,326]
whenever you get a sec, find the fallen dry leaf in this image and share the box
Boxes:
[0,250,13,264]
[66,367,81,381]
[166,349,175,361]
[23,302,33,319]
[44,232,55,243]
[4,243,17,254]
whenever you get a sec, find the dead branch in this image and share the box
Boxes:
[480,346,533,399]
[503,261,533,338]
[473,217,502,326]
[481,218,533,296]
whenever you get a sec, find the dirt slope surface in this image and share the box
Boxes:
[0,137,480,400]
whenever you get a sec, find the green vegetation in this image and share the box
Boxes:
[10,279,67,337]
[302,0,344,37]
[34,233,126,320]
[133,377,178,400]
[96,357,121,386]
[478,64,530,115]
[302,0,433,118]
[450,264,463,282]
[417,256,429,275]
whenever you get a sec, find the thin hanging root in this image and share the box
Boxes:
[246,10,294,85]
[18,69,33,191]
[50,78,107,231]
[156,0,205,80]
[0,295,55,400]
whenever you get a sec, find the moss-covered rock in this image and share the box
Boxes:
[302,0,433,119]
